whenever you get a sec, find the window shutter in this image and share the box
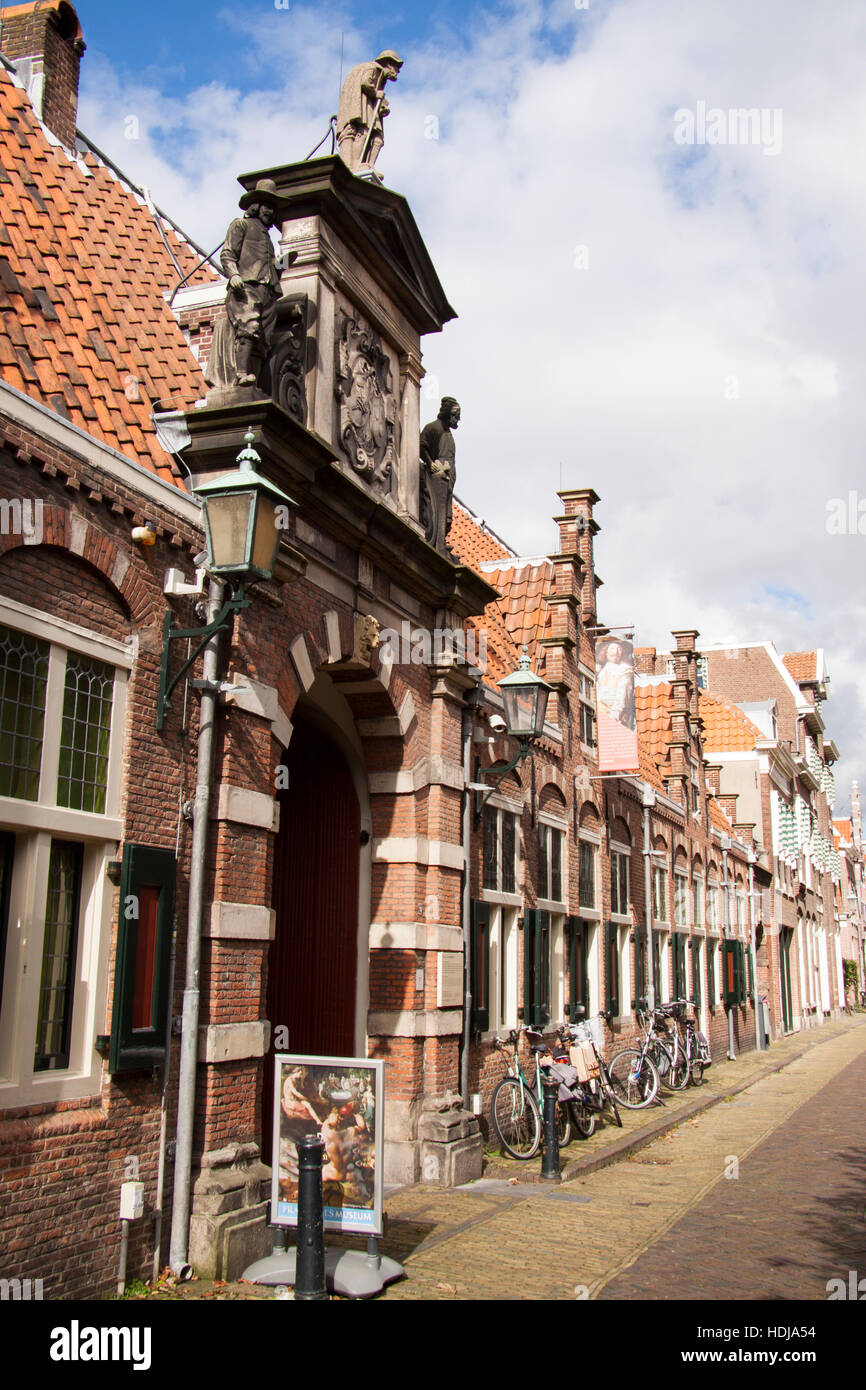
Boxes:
[109,844,176,1074]
[605,921,620,1018]
[673,933,687,1000]
[521,908,537,1025]
[707,938,716,1008]
[690,937,701,1007]
[746,942,754,1004]
[537,909,551,1026]
[632,929,647,1010]
[470,899,490,1032]
[566,916,588,1018]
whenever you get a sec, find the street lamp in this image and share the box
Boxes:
[156,430,296,729]
[473,646,553,825]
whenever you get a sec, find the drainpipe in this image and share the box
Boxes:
[722,843,735,1059]
[642,783,657,1012]
[460,698,474,1110]
[748,855,763,1052]
[169,577,224,1277]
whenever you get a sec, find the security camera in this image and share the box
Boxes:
[489,713,507,733]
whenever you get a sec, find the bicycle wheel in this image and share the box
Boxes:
[557,1101,573,1148]
[598,1063,623,1127]
[649,1040,677,1090]
[570,1099,596,1138]
[666,1044,690,1090]
[607,1049,660,1109]
[687,1041,705,1086]
[490,1077,542,1159]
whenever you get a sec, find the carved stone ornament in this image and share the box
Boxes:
[260,294,308,426]
[335,310,397,494]
[353,613,381,665]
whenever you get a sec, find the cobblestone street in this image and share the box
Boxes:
[376,1015,866,1301]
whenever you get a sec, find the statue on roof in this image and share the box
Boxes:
[336,51,403,181]
[205,178,282,393]
[420,397,460,557]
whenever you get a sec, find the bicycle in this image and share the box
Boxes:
[606,1021,662,1109]
[489,1028,575,1159]
[558,1012,623,1129]
[647,999,691,1090]
[682,1007,711,1085]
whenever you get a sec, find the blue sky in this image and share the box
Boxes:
[68,0,866,800]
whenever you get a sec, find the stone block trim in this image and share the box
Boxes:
[199,1022,271,1064]
[214,783,279,832]
[367,1010,463,1037]
[207,902,276,941]
[372,836,465,870]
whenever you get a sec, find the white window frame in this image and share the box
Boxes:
[674,870,689,929]
[609,840,631,923]
[577,828,600,919]
[538,813,568,912]
[480,795,522,908]
[653,865,669,925]
[486,903,520,1034]
[0,596,130,1107]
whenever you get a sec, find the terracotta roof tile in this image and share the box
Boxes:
[0,65,219,485]
[783,651,817,683]
[699,692,762,753]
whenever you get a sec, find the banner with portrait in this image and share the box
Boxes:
[270,1054,385,1236]
[595,634,639,773]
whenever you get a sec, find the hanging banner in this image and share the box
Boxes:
[595,635,639,772]
[270,1054,385,1236]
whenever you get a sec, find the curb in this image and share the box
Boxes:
[480,1015,866,1186]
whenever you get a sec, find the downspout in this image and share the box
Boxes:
[169,577,224,1277]
[722,844,735,1059]
[642,783,657,1012]
[460,698,474,1110]
[748,856,762,1051]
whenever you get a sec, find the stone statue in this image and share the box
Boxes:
[420,397,460,556]
[336,51,403,179]
[205,178,282,392]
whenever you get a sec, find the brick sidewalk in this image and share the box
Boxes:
[124,1012,866,1301]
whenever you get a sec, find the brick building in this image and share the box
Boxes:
[0,2,856,1302]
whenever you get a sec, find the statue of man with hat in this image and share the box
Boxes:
[205,178,283,392]
[336,51,403,179]
[420,397,460,556]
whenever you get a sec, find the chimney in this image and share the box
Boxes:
[557,489,600,626]
[0,1,85,149]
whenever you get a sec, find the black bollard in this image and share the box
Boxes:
[540,1074,561,1182]
[295,1133,328,1300]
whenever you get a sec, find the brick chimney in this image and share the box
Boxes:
[0,1,85,148]
[556,488,600,626]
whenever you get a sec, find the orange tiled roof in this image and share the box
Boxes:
[699,691,762,753]
[0,64,218,484]
[449,502,553,685]
[833,818,852,850]
[783,651,817,683]
[708,796,736,835]
[635,680,673,789]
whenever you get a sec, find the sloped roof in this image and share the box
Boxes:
[708,796,736,835]
[833,818,852,850]
[699,691,762,753]
[635,680,673,789]
[783,651,817,683]
[0,61,217,484]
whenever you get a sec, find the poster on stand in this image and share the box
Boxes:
[595,634,639,773]
[270,1054,384,1236]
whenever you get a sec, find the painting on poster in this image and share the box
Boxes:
[595,634,639,773]
[270,1054,385,1236]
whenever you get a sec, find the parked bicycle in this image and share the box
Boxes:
[556,1012,623,1129]
[489,1027,577,1160]
[645,999,691,1091]
[606,1020,662,1109]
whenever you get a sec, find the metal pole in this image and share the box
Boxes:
[642,786,657,1012]
[170,577,224,1276]
[540,1076,561,1182]
[460,702,473,1109]
[295,1135,328,1300]
[748,859,762,1051]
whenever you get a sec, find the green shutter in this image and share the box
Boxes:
[537,909,551,1027]
[109,844,176,1074]
[522,908,537,1026]
[690,937,701,1007]
[746,943,754,1004]
[707,938,716,1009]
[470,900,490,1032]
[605,921,620,1018]
[632,929,648,1010]
[566,916,588,1019]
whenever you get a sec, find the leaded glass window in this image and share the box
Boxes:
[502,812,516,894]
[57,654,114,813]
[34,839,83,1071]
[579,838,595,909]
[0,624,49,800]
[482,805,498,890]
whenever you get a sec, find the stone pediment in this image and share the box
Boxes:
[237,156,456,337]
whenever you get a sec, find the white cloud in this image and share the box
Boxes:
[77,0,866,804]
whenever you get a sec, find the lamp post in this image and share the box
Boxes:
[157,430,296,729]
[472,647,553,825]
[167,429,295,1277]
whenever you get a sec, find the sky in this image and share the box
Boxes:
[71,0,866,807]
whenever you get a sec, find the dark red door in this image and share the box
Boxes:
[262,715,361,1153]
